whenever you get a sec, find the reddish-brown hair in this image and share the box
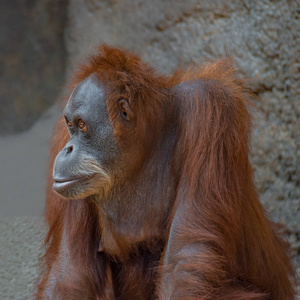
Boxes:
[37,45,295,299]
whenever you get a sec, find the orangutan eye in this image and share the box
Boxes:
[78,119,87,132]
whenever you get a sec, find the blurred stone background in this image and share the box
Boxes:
[0,0,299,299]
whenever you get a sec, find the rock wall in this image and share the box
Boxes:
[0,218,45,299]
[65,0,300,278]
[0,0,68,135]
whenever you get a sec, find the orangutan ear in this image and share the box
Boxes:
[118,99,133,121]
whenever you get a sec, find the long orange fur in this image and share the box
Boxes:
[36,45,295,299]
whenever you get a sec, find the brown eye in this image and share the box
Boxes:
[68,121,72,128]
[78,119,87,131]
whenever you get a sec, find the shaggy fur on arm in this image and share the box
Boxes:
[36,46,295,300]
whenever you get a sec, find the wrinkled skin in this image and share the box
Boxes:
[53,74,120,199]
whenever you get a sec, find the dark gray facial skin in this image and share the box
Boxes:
[53,74,120,199]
